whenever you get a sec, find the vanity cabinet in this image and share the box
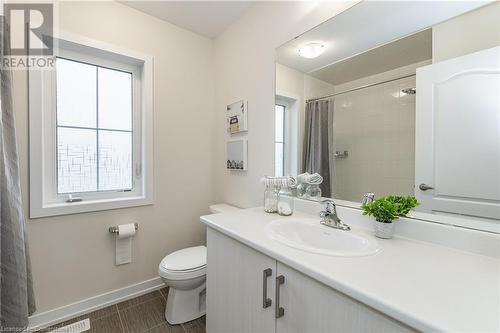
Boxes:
[206,227,276,333]
[276,263,414,333]
[207,227,416,333]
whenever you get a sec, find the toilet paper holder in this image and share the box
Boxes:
[109,223,139,235]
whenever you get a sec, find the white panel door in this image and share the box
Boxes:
[415,46,500,220]
[206,228,276,333]
[275,263,416,333]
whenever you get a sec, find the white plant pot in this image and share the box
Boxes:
[374,221,394,239]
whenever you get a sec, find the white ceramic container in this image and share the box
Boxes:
[374,221,395,239]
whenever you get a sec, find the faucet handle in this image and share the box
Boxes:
[362,193,375,205]
[320,199,336,213]
[320,199,344,226]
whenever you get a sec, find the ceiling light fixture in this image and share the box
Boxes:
[298,42,325,59]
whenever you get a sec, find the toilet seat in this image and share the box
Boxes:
[159,246,206,280]
[160,266,206,280]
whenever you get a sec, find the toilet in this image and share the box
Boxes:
[158,204,239,324]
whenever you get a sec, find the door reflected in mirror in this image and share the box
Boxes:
[274,1,500,232]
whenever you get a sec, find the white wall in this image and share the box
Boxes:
[432,2,500,63]
[276,63,335,100]
[214,1,357,207]
[276,63,305,100]
[14,1,215,313]
[304,75,336,100]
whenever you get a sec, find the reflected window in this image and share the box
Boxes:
[275,104,285,176]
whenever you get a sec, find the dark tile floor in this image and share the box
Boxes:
[40,288,205,333]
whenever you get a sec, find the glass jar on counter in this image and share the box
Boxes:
[306,184,322,200]
[296,183,308,198]
[264,184,280,213]
[277,188,294,216]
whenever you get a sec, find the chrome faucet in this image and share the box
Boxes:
[362,192,375,205]
[319,199,350,231]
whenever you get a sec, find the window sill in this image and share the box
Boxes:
[30,195,153,219]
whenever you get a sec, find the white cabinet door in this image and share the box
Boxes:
[276,263,416,333]
[206,228,276,333]
[415,46,500,219]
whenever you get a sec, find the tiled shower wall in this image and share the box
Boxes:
[333,76,416,202]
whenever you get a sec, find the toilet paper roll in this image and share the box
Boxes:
[115,223,136,265]
[117,223,136,239]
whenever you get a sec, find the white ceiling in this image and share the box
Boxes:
[121,1,254,39]
[311,29,432,86]
[276,1,491,74]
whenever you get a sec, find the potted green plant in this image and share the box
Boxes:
[361,195,419,239]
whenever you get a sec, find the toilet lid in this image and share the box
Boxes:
[161,246,206,271]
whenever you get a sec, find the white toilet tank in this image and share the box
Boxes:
[209,203,240,214]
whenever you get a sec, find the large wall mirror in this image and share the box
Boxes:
[275,1,500,233]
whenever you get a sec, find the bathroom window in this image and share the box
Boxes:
[29,34,153,218]
[56,58,133,194]
[275,104,286,177]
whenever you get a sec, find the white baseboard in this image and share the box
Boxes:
[29,277,165,330]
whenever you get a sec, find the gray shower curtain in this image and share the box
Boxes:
[302,99,335,197]
[0,17,36,330]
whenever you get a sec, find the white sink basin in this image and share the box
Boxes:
[266,218,380,257]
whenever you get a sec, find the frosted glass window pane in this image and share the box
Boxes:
[275,143,284,177]
[98,67,132,131]
[275,105,285,142]
[56,58,97,128]
[98,131,132,191]
[57,128,97,193]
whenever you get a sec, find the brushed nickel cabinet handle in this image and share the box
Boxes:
[262,268,272,308]
[275,275,285,318]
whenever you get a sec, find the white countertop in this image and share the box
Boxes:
[200,207,500,333]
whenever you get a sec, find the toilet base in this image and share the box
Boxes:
[165,282,206,324]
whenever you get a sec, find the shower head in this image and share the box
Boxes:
[401,88,416,95]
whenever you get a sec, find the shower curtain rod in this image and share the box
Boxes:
[306,73,416,103]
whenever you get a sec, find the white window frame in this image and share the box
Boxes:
[29,32,154,218]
